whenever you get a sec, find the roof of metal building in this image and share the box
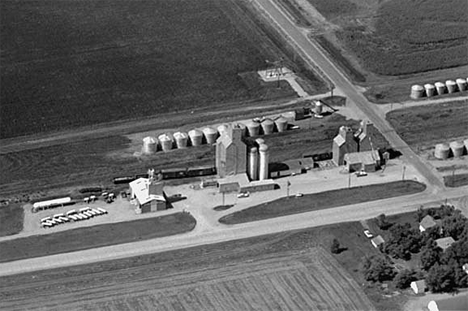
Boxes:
[129,178,165,206]
[344,150,380,165]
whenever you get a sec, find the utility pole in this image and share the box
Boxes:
[287,180,291,198]
[222,192,225,206]
[452,166,456,187]
[402,165,406,181]
[348,172,351,188]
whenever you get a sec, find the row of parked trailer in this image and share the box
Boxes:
[40,207,108,228]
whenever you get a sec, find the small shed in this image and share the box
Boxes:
[419,215,437,232]
[410,280,427,294]
[435,237,455,252]
[371,235,385,248]
[462,263,468,275]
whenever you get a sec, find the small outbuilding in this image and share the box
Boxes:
[435,237,455,252]
[419,215,437,232]
[371,235,385,248]
[428,294,468,311]
[410,280,427,294]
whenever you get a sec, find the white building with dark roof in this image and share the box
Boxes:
[419,215,437,232]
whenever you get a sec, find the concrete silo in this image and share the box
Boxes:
[314,101,324,115]
[173,131,188,149]
[248,146,259,181]
[434,82,446,95]
[234,122,247,138]
[255,138,265,146]
[158,133,173,152]
[261,118,275,135]
[275,116,288,132]
[456,78,467,92]
[446,80,458,93]
[217,124,230,137]
[258,144,270,181]
[410,85,425,99]
[434,143,450,159]
[188,129,204,147]
[424,84,436,97]
[203,127,218,144]
[450,141,465,157]
[246,120,261,137]
[142,136,158,155]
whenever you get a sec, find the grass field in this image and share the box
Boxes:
[0,212,195,263]
[307,0,468,76]
[444,173,468,188]
[0,221,406,311]
[0,203,23,237]
[219,181,426,225]
[0,0,325,139]
[386,100,468,148]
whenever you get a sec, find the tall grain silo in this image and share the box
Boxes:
[456,78,467,91]
[203,127,218,144]
[450,141,465,157]
[234,122,247,138]
[173,131,188,149]
[434,143,450,159]
[142,136,158,155]
[188,129,204,146]
[261,118,275,135]
[158,133,173,152]
[246,120,261,137]
[275,116,288,132]
[248,146,259,181]
[217,124,230,137]
[410,85,425,99]
[258,144,270,181]
[424,84,436,97]
[434,82,446,95]
[446,80,457,93]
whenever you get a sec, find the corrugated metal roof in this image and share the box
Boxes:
[129,178,165,205]
[333,135,346,147]
[344,150,380,165]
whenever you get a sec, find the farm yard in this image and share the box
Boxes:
[0,0,327,139]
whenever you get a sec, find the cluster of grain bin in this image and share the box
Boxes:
[411,78,467,98]
[434,141,467,159]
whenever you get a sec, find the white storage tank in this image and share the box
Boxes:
[456,78,467,91]
[446,80,458,93]
[410,85,425,99]
[188,129,204,146]
[424,84,436,97]
[248,146,259,181]
[255,138,265,146]
[434,82,446,95]
[259,144,270,181]
[217,124,230,137]
[203,127,218,144]
[261,118,275,135]
[434,143,450,159]
[158,133,173,152]
[275,116,288,132]
[142,136,158,154]
[314,101,324,115]
[173,131,188,149]
[450,141,465,157]
[246,120,261,137]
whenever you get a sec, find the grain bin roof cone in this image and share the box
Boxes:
[248,146,259,181]
[424,84,435,97]
[410,85,425,99]
[188,129,204,147]
[173,131,188,149]
[446,80,458,93]
[456,78,467,91]
[258,144,270,181]
[434,143,450,159]
[261,118,275,135]
[142,136,158,155]
[246,119,261,137]
[202,127,218,144]
[434,82,446,95]
[158,133,174,152]
[450,141,465,157]
[275,115,288,132]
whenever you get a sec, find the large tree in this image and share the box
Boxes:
[361,255,396,282]
[420,241,442,271]
[426,263,456,293]
[393,269,416,289]
[384,223,421,260]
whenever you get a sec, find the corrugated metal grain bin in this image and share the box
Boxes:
[424,84,435,97]
[456,78,467,91]
[450,141,465,157]
[275,116,288,132]
[188,129,204,146]
[434,143,450,159]
[246,120,261,137]
[173,131,188,149]
[203,127,218,144]
[445,80,458,93]
[142,136,158,154]
[410,85,425,99]
[434,82,446,95]
[261,118,275,135]
[158,133,174,152]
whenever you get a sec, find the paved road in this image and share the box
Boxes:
[253,0,446,191]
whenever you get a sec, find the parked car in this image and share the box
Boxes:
[364,229,373,238]
[356,170,368,177]
[97,207,108,214]
[237,192,250,198]
[295,193,304,197]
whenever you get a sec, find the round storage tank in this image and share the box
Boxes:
[246,120,261,137]
[315,101,323,115]
[158,133,173,152]
[275,116,288,132]
[434,143,450,159]
[450,141,465,157]
[142,136,158,154]
[410,85,425,99]
[173,131,188,149]
[456,78,467,91]
[248,147,259,181]
[255,138,265,146]
[434,82,446,95]
[217,124,230,137]
[261,118,275,135]
[258,144,270,180]
[446,80,457,93]
[203,127,218,144]
[424,84,436,97]
[188,129,204,146]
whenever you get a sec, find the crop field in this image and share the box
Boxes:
[307,0,468,76]
[0,212,195,263]
[0,0,328,139]
[220,181,426,224]
[0,203,23,237]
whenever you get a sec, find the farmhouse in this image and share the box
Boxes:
[435,237,455,252]
[371,235,385,248]
[419,215,437,232]
[410,280,426,294]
